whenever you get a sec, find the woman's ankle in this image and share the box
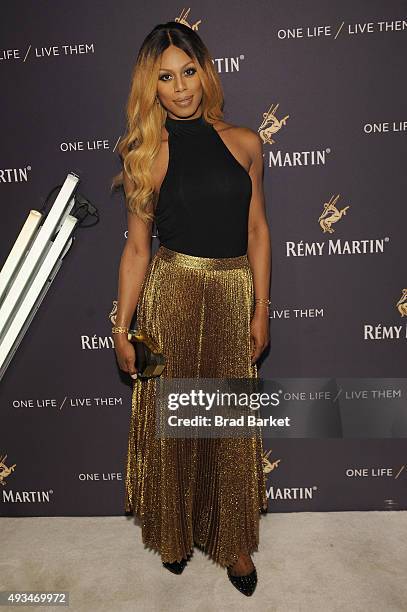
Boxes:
[228,552,255,576]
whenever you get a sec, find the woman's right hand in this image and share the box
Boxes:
[114,336,138,379]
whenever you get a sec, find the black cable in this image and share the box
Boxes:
[38,184,99,228]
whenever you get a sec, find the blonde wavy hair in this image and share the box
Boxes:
[111,21,225,224]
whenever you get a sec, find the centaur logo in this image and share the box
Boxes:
[0,165,32,183]
[267,485,318,500]
[396,289,407,317]
[262,448,281,474]
[0,453,53,503]
[174,7,201,31]
[318,194,349,234]
[258,103,289,145]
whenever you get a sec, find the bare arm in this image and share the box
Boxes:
[113,171,153,347]
[245,129,272,362]
[246,131,272,309]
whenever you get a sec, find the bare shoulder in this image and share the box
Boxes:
[213,119,262,162]
[213,119,259,139]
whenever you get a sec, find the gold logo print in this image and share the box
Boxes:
[174,8,202,31]
[258,103,290,145]
[0,454,16,486]
[109,300,118,326]
[396,289,407,317]
[262,449,281,474]
[318,194,350,234]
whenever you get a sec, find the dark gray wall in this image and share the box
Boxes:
[1,1,406,515]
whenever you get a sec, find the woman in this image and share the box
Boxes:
[112,21,271,597]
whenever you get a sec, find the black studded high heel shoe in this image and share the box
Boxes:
[227,566,258,596]
[162,551,192,574]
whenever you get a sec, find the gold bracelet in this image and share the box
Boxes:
[255,298,271,305]
[112,326,129,334]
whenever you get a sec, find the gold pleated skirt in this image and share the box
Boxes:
[124,245,268,567]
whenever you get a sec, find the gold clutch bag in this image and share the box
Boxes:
[127,328,166,378]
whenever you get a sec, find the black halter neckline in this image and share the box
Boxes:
[165,113,209,136]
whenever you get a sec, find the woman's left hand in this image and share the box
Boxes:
[250,308,270,364]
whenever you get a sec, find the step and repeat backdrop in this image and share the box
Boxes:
[1,1,406,516]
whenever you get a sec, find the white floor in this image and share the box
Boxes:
[1,511,406,612]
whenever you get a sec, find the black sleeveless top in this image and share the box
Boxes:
[154,114,252,258]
